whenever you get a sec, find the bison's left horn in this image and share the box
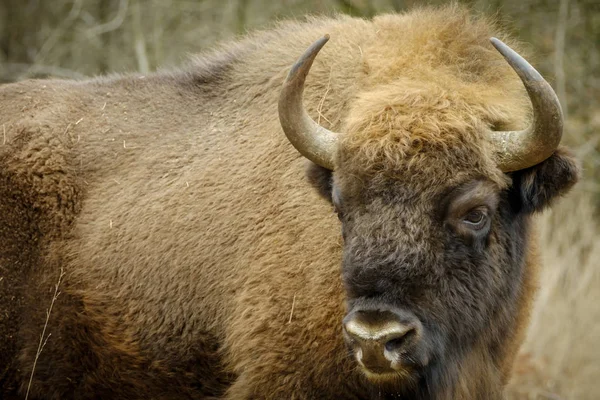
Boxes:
[278,35,339,170]
[489,37,563,172]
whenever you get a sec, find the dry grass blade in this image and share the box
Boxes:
[316,67,333,126]
[288,294,297,324]
[25,268,66,400]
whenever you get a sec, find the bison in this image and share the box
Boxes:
[0,5,578,400]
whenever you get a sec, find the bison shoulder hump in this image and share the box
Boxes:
[0,107,82,237]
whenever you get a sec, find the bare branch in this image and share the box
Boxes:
[132,0,150,73]
[86,0,129,37]
[30,0,83,67]
[554,0,569,121]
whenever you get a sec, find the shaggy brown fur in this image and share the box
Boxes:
[0,5,577,399]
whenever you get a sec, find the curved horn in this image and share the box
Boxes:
[489,37,563,172]
[278,35,339,170]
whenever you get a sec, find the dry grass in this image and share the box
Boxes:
[506,188,600,400]
[25,268,65,400]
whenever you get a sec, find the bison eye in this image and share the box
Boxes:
[462,210,487,229]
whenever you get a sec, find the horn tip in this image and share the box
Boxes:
[489,37,506,52]
[317,34,330,47]
[490,36,544,83]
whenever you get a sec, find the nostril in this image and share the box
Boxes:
[384,329,415,353]
[384,337,404,353]
[343,308,427,372]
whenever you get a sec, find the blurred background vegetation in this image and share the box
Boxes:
[1,0,598,399]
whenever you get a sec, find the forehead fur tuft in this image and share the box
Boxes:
[335,5,530,189]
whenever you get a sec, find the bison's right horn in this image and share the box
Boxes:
[278,35,339,170]
[489,38,563,172]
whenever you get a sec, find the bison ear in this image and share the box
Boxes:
[306,162,334,202]
[510,147,580,214]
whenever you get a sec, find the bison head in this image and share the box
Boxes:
[278,36,578,398]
